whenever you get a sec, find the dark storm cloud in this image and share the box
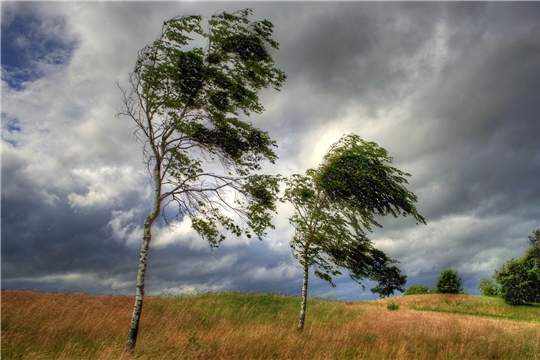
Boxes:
[2,2,540,301]
[259,3,452,162]
[273,3,441,119]
[1,157,138,285]
[391,5,540,224]
[141,239,301,295]
[139,238,373,301]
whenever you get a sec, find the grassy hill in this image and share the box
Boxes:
[2,290,539,359]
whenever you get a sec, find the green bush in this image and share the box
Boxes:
[387,302,399,310]
[495,256,540,306]
[436,270,463,294]
[495,229,540,306]
[403,284,431,295]
[478,278,499,297]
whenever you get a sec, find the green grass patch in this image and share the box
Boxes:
[385,294,540,322]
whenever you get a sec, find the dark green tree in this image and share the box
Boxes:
[118,9,286,351]
[435,269,463,294]
[495,229,540,305]
[367,250,408,298]
[342,246,407,298]
[283,134,425,332]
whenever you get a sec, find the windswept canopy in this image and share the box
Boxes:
[318,134,425,227]
[120,9,287,245]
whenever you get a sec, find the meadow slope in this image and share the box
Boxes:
[1,290,539,359]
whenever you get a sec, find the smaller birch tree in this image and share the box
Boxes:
[283,134,425,332]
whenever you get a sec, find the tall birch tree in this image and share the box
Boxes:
[118,9,286,352]
[283,134,425,332]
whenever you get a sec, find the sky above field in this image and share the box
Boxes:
[2,2,540,301]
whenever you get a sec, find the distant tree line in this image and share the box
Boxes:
[402,230,540,306]
[404,269,463,295]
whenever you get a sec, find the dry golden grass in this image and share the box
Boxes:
[2,290,539,359]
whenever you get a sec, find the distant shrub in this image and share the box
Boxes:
[387,302,399,310]
[478,278,499,297]
[404,284,431,295]
[436,270,463,294]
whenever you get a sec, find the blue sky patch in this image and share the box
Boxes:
[1,13,77,90]
[1,112,21,147]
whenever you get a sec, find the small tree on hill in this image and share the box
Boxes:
[118,9,286,351]
[478,278,499,297]
[435,269,463,294]
[404,284,432,295]
[283,134,425,332]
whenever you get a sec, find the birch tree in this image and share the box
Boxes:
[283,134,425,332]
[118,9,286,352]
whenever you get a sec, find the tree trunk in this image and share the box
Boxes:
[126,164,161,353]
[297,255,309,332]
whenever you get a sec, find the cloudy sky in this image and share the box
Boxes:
[2,2,540,301]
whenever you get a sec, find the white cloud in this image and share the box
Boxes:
[151,218,205,250]
[67,166,147,208]
[107,208,143,246]
[248,262,300,283]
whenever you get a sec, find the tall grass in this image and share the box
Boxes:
[2,290,539,359]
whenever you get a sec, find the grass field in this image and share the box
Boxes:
[2,290,539,359]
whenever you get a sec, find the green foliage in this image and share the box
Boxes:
[495,255,540,306]
[283,134,423,303]
[528,228,540,249]
[404,284,432,295]
[187,330,200,350]
[120,8,286,244]
[436,270,463,294]
[387,302,399,310]
[478,278,499,297]
[366,250,407,298]
[494,229,540,306]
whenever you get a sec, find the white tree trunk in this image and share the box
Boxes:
[297,247,309,332]
[126,163,161,352]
